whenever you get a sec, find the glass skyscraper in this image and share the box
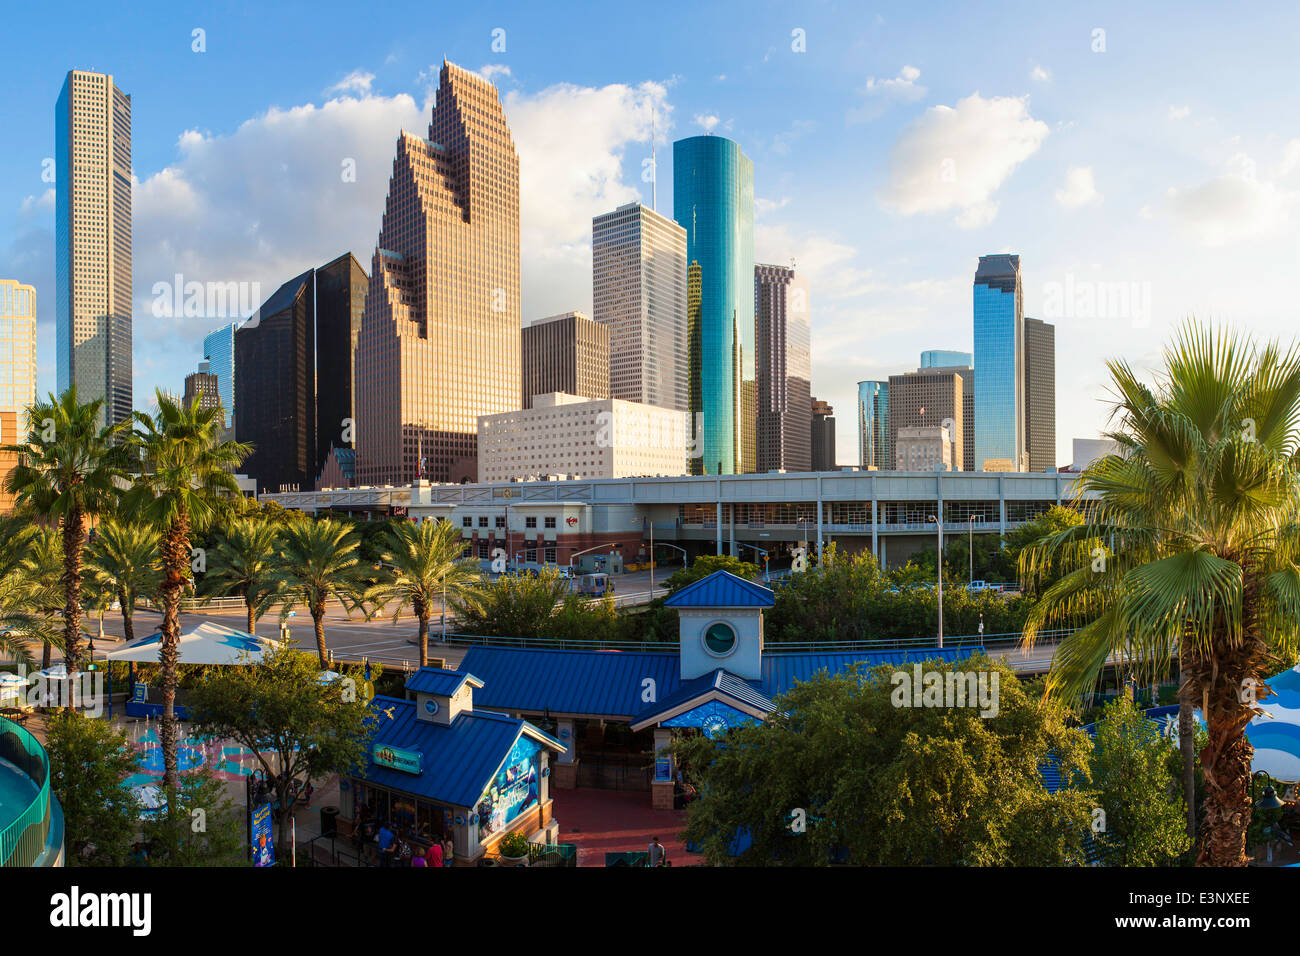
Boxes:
[203,322,237,429]
[973,254,1025,472]
[920,349,972,369]
[857,381,890,470]
[673,135,754,475]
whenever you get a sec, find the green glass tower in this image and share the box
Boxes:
[673,135,754,475]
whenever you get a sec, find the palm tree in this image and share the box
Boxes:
[1021,323,1300,866]
[19,526,67,669]
[272,518,369,667]
[1,388,132,672]
[200,518,283,635]
[0,518,58,669]
[87,520,162,644]
[371,519,480,666]
[121,390,250,791]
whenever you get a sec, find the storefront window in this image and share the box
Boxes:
[393,796,417,832]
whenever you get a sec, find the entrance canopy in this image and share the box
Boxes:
[104,622,284,666]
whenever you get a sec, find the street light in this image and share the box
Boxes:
[734,541,770,582]
[928,514,943,648]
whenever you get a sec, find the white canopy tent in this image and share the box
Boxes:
[104,622,285,666]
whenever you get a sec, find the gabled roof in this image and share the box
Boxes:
[663,570,775,608]
[405,667,483,697]
[361,695,563,809]
[460,646,680,720]
[630,669,776,731]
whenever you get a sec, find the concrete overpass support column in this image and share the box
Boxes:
[729,504,737,557]
[871,499,879,566]
[999,475,1007,537]
[816,477,824,558]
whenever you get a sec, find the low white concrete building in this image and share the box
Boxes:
[895,424,956,472]
[477,392,688,483]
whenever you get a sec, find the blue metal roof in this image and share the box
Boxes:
[664,571,775,608]
[460,646,681,719]
[404,667,482,697]
[631,669,776,729]
[460,644,974,720]
[361,695,561,809]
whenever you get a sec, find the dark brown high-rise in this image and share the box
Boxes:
[887,369,966,470]
[1023,317,1056,472]
[355,61,521,485]
[521,312,609,407]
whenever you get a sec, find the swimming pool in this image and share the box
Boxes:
[0,757,39,829]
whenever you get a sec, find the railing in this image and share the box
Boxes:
[0,714,52,867]
[529,843,577,867]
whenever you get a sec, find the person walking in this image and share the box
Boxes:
[648,836,666,867]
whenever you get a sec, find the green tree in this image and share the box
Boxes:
[451,569,579,642]
[1,388,132,671]
[0,518,58,667]
[142,766,248,866]
[662,554,759,594]
[1021,323,1300,865]
[200,518,283,635]
[371,518,481,665]
[19,525,67,669]
[271,518,369,666]
[45,710,141,865]
[186,646,374,854]
[122,390,251,791]
[87,520,162,644]
[676,655,1094,866]
[1090,696,1192,865]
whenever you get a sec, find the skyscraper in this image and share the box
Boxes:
[673,135,755,475]
[203,322,237,431]
[1024,316,1056,472]
[355,62,520,486]
[0,280,38,425]
[920,349,973,369]
[973,254,1026,472]
[313,252,367,478]
[754,264,811,472]
[857,380,889,470]
[811,398,836,471]
[887,369,966,472]
[521,312,609,408]
[56,70,132,427]
[183,362,222,417]
[592,202,687,411]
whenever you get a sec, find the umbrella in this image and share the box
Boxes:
[1245,664,1300,782]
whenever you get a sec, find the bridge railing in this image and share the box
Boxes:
[0,714,52,867]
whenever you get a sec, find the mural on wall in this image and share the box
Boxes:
[662,701,760,739]
[476,735,541,841]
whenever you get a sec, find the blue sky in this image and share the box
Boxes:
[4,0,1300,464]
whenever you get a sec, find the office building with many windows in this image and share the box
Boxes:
[857,380,889,470]
[920,349,972,369]
[56,70,132,428]
[754,263,811,473]
[521,311,609,409]
[592,202,687,411]
[887,368,966,472]
[1024,316,1056,472]
[810,398,836,471]
[0,280,37,425]
[673,136,754,475]
[973,254,1026,472]
[203,321,237,430]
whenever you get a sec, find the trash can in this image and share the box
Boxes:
[320,806,339,838]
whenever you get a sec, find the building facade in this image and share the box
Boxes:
[477,392,687,483]
[183,363,222,417]
[921,349,972,369]
[203,322,237,431]
[592,202,687,412]
[56,70,132,428]
[1023,316,1056,472]
[314,252,367,479]
[521,312,609,409]
[886,368,966,472]
[0,280,37,426]
[895,424,957,472]
[754,264,811,473]
[355,61,521,486]
[673,136,754,475]
[973,254,1025,472]
[810,398,836,471]
[857,380,889,470]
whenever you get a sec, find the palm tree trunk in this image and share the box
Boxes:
[1178,641,1197,843]
[246,599,255,637]
[121,590,135,644]
[158,509,192,792]
[61,507,86,673]
[41,639,51,669]
[313,603,328,667]
[418,612,429,667]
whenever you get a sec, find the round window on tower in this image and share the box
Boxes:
[703,621,737,657]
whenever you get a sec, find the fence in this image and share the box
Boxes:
[0,714,52,867]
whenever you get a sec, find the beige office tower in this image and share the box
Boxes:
[354,61,520,485]
[56,70,132,428]
[886,368,966,471]
[521,311,609,409]
[592,202,688,411]
[0,281,37,426]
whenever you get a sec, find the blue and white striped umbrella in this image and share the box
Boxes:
[1245,665,1300,782]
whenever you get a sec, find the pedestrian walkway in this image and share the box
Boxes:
[550,787,688,867]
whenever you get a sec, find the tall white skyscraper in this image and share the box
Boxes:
[592,202,688,411]
[56,69,133,427]
[0,280,37,424]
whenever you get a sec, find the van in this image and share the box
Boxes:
[578,572,615,597]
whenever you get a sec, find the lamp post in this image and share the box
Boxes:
[968,515,975,584]
[928,514,943,648]
[735,541,769,581]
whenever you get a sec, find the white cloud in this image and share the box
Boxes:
[848,65,925,122]
[755,196,790,216]
[477,64,512,82]
[1056,165,1102,207]
[694,113,721,132]
[325,70,375,96]
[1279,138,1300,177]
[1031,65,1051,82]
[1168,105,1191,120]
[18,189,55,217]
[1164,155,1292,246]
[879,93,1048,227]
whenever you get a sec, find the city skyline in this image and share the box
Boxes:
[5,3,1300,464]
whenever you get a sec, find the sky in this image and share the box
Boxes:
[4,0,1300,466]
